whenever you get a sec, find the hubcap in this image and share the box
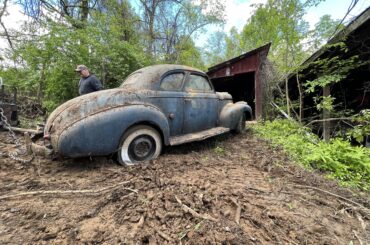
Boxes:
[133,138,152,157]
[128,135,156,161]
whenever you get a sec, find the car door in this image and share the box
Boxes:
[182,73,218,134]
[157,71,185,136]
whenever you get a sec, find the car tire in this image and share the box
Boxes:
[234,113,246,134]
[118,125,162,166]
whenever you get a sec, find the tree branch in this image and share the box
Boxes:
[305,117,353,127]
[0,0,14,50]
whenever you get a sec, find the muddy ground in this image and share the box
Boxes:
[0,129,369,244]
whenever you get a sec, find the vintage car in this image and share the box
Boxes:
[43,64,252,165]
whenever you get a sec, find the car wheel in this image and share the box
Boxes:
[234,113,246,134]
[118,125,162,166]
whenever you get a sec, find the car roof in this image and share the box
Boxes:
[136,64,205,82]
[121,64,206,90]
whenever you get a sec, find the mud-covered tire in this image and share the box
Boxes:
[118,125,162,166]
[234,113,246,134]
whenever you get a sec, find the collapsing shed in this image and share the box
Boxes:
[207,43,271,119]
[286,7,370,140]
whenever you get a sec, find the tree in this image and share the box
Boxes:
[1,0,148,111]
[18,0,93,28]
[203,31,227,66]
[137,0,225,63]
[309,14,342,51]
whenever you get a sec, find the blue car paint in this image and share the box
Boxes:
[44,64,253,159]
[58,104,170,157]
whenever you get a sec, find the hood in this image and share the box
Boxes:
[216,92,232,100]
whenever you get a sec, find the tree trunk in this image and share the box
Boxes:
[285,76,290,117]
[296,73,303,122]
[80,0,89,23]
[38,62,46,104]
[323,85,331,142]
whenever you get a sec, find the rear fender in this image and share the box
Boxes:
[219,102,252,129]
[57,104,170,158]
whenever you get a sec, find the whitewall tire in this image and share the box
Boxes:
[118,125,162,165]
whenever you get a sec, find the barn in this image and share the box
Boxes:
[207,43,271,119]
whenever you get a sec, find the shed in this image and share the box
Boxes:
[286,7,370,140]
[207,43,271,119]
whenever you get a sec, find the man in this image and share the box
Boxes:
[75,65,103,95]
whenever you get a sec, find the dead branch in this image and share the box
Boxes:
[129,215,145,238]
[231,198,241,224]
[154,227,172,241]
[304,117,353,127]
[3,126,42,135]
[162,212,182,222]
[293,184,369,213]
[0,180,136,201]
[352,230,363,245]
[0,0,14,50]
[271,102,293,120]
[175,195,218,222]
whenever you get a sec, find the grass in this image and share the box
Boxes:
[251,119,370,191]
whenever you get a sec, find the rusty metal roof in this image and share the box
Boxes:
[207,43,271,73]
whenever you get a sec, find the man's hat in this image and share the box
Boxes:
[75,65,88,72]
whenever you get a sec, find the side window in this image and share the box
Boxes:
[184,74,213,92]
[160,72,184,91]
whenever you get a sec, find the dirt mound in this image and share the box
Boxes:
[0,131,369,244]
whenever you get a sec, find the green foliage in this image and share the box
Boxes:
[309,14,342,50]
[214,146,225,155]
[301,42,365,122]
[173,38,206,70]
[253,120,370,190]
[305,74,343,93]
[1,1,148,112]
[1,0,224,112]
[138,0,225,64]
[347,110,370,144]
[313,95,335,112]
[206,0,321,67]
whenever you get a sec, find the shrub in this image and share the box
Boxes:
[252,119,370,190]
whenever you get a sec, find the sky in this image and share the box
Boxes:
[223,0,369,32]
[0,0,369,50]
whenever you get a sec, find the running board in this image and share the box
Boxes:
[169,127,230,146]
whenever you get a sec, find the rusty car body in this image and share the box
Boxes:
[43,64,252,165]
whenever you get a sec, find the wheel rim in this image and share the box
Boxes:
[128,135,156,162]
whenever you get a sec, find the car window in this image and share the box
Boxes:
[160,73,185,91]
[184,74,212,92]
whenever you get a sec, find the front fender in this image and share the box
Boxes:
[219,102,252,129]
[57,104,170,158]
[235,101,253,120]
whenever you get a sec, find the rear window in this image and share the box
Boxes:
[120,72,142,87]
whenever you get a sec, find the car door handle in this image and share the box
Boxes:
[184,98,191,102]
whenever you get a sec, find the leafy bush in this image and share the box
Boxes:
[252,119,370,190]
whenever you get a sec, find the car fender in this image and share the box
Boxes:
[219,102,252,129]
[57,104,170,158]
